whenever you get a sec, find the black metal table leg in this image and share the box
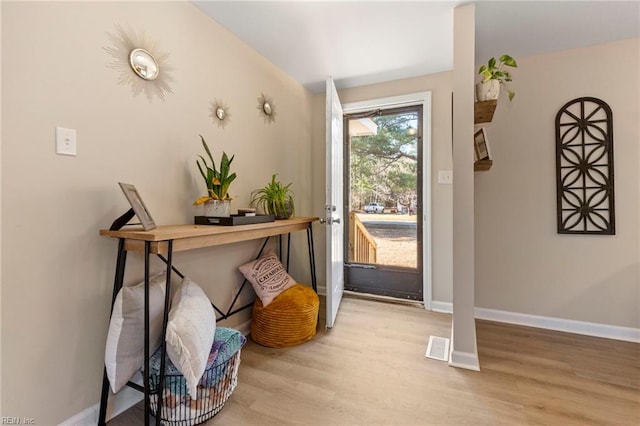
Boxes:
[97,370,111,426]
[155,241,173,425]
[307,226,317,293]
[144,242,151,425]
[98,238,128,426]
[286,233,291,272]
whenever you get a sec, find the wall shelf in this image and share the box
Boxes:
[474,159,493,171]
[474,100,497,124]
[474,100,497,171]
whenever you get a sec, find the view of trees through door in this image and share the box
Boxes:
[344,105,422,300]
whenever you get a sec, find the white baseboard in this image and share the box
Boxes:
[429,301,638,342]
[317,285,327,296]
[431,300,453,314]
[60,378,143,425]
[475,307,640,343]
[448,315,480,371]
[59,403,98,426]
[448,349,480,371]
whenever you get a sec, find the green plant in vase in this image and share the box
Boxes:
[477,54,518,101]
[250,174,295,220]
[193,135,236,216]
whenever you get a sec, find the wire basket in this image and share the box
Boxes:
[148,343,243,425]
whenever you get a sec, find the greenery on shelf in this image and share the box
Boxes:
[478,54,518,101]
[250,174,295,219]
[193,135,236,205]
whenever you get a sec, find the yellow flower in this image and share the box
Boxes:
[193,196,212,206]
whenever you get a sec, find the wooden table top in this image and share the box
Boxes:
[99,217,319,253]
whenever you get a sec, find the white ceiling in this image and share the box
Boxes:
[193,1,640,93]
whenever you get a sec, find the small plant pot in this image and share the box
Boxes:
[476,80,500,101]
[204,200,231,217]
[272,202,294,220]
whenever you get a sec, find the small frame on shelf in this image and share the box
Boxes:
[474,128,490,161]
[118,182,156,231]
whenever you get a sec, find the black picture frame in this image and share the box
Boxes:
[118,182,156,231]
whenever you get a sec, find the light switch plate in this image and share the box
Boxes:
[56,127,77,156]
[438,170,453,184]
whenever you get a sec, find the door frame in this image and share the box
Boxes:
[342,92,432,310]
[343,104,423,300]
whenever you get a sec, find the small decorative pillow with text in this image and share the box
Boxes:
[165,277,216,398]
[238,249,297,307]
[105,271,167,394]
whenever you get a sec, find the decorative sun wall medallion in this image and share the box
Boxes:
[104,24,175,102]
[210,99,231,128]
[257,93,277,124]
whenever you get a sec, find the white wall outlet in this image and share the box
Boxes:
[438,170,453,184]
[56,126,77,156]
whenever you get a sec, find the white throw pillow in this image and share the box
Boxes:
[165,278,216,398]
[238,249,297,307]
[105,271,167,393]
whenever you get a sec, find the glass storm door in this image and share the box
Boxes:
[344,105,423,300]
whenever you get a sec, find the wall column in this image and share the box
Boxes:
[450,3,479,370]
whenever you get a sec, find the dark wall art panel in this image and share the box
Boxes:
[555,97,615,235]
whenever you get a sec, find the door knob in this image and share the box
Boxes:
[319,217,340,225]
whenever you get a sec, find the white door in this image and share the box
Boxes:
[325,76,344,329]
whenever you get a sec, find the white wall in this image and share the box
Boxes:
[475,38,640,329]
[1,1,313,422]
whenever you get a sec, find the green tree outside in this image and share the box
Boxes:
[349,112,418,211]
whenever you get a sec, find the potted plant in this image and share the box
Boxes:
[250,174,295,220]
[476,54,518,102]
[193,135,236,217]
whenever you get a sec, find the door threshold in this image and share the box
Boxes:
[343,290,424,308]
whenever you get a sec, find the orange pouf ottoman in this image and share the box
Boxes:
[251,284,319,348]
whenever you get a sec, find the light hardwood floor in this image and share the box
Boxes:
[111,296,640,425]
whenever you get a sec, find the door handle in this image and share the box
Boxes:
[319,217,341,225]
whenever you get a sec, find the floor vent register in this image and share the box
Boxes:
[425,336,450,362]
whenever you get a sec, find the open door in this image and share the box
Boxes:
[343,105,423,300]
[325,76,344,329]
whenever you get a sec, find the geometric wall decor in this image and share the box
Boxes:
[555,97,615,235]
[104,24,175,102]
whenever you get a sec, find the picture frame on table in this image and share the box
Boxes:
[474,128,491,161]
[118,182,156,231]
